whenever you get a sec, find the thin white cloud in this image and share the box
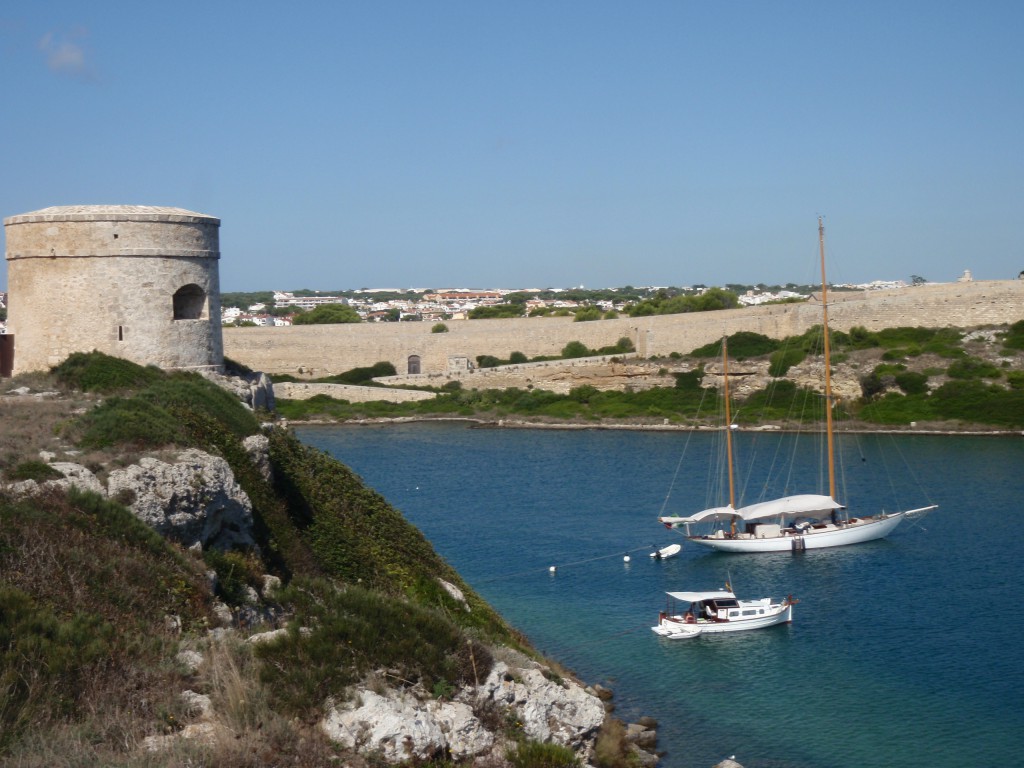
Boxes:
[38,28,93,80]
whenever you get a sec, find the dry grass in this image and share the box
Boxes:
[0,393,78,471]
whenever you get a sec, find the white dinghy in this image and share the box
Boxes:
[649,543,682,560]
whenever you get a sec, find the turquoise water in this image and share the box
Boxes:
[295,423,1024,768]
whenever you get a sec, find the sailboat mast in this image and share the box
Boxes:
[723,337,736,511]
[818,217,837,501]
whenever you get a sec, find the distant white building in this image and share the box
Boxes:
[273,291,349,309]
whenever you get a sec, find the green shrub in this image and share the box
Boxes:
[768,347,805,377]
[0,489,210,750]
[895,371,930,395]
[203,549,263,606]
[73,395,185,448]
[50,351,163,393]
[509,351,528,364]
[857,392,934,424]
[507,740,580,768]
[626,287,739,317]
[431,323,449,333]
[1002,319,1024,351]
[477,355,503,368]
[849,325,879,348]
[596,337,635,355]
[860,371,885,400]
[70,373,260,449]
[573,307,602,322]
[691,331,779,359]
[947,357,1002,380]
[469,304,526,319]
[323,361,398,384]
[255,579,494,718]
[0,587,114,749]
[561,341,591,359]
[292,304,361,324]
[5,460,63,482]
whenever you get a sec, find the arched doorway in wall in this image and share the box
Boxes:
[173,284,206,320]
[407,355,421,374]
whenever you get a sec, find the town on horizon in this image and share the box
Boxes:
[217,272,977,328]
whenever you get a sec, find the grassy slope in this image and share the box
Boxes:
[0,352,524,766]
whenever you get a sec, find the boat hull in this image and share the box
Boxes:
[653,603,793,635]
[688,512,907,553]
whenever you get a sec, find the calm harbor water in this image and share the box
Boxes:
[295,422,1024,768]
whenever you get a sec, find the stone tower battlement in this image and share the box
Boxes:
[4,205,224,375]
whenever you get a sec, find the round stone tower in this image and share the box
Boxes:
[3,205,224,375]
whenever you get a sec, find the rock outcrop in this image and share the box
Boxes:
[319,656,608,764]
[204,370,276,412]
[106,448,256,550]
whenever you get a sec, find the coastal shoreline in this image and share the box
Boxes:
[285,414,1024,438]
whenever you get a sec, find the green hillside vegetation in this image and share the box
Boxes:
[275,324,1024,431]
[291,304,362,324]
[625,286,739,317]
[2,352,580,766]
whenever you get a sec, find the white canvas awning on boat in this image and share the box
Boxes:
[737,494,844,521]
[659,505,736,525]
[667,590,736,602]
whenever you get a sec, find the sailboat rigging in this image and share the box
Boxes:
[658,218,938,553]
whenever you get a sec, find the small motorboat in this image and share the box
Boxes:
[652,588,796,637]
[649,543,682,560]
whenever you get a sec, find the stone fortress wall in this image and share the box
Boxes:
[224,279,1024,380]
[4,205,224,375]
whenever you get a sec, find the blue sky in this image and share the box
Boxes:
[2,2,1022,292]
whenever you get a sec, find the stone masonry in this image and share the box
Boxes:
[4,205,224,375]
[223,279,1024,378]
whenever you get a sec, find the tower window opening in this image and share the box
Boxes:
[118,326,123,341]
[173,284,206,320]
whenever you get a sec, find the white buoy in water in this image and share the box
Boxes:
[623,555,631,563]
[549,566,557,573]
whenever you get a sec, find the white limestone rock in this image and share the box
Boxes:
[439,578,470,610]
[430,699,495,758]
[46,462,106,496]
[320,690,447,763]
[3,462,105,498]
[180,689,212,718]
[261,574,282,599]
[105,448,255,550]
[176,649,205,674]
[203,371,275,412]
[142,721,228,752]
[320,689,496,762]
[246,627,288,645]
[211,601,234,628]
[242,433,273,482]
[478,662,605,748]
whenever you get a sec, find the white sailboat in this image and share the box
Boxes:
[659,218,937,553]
